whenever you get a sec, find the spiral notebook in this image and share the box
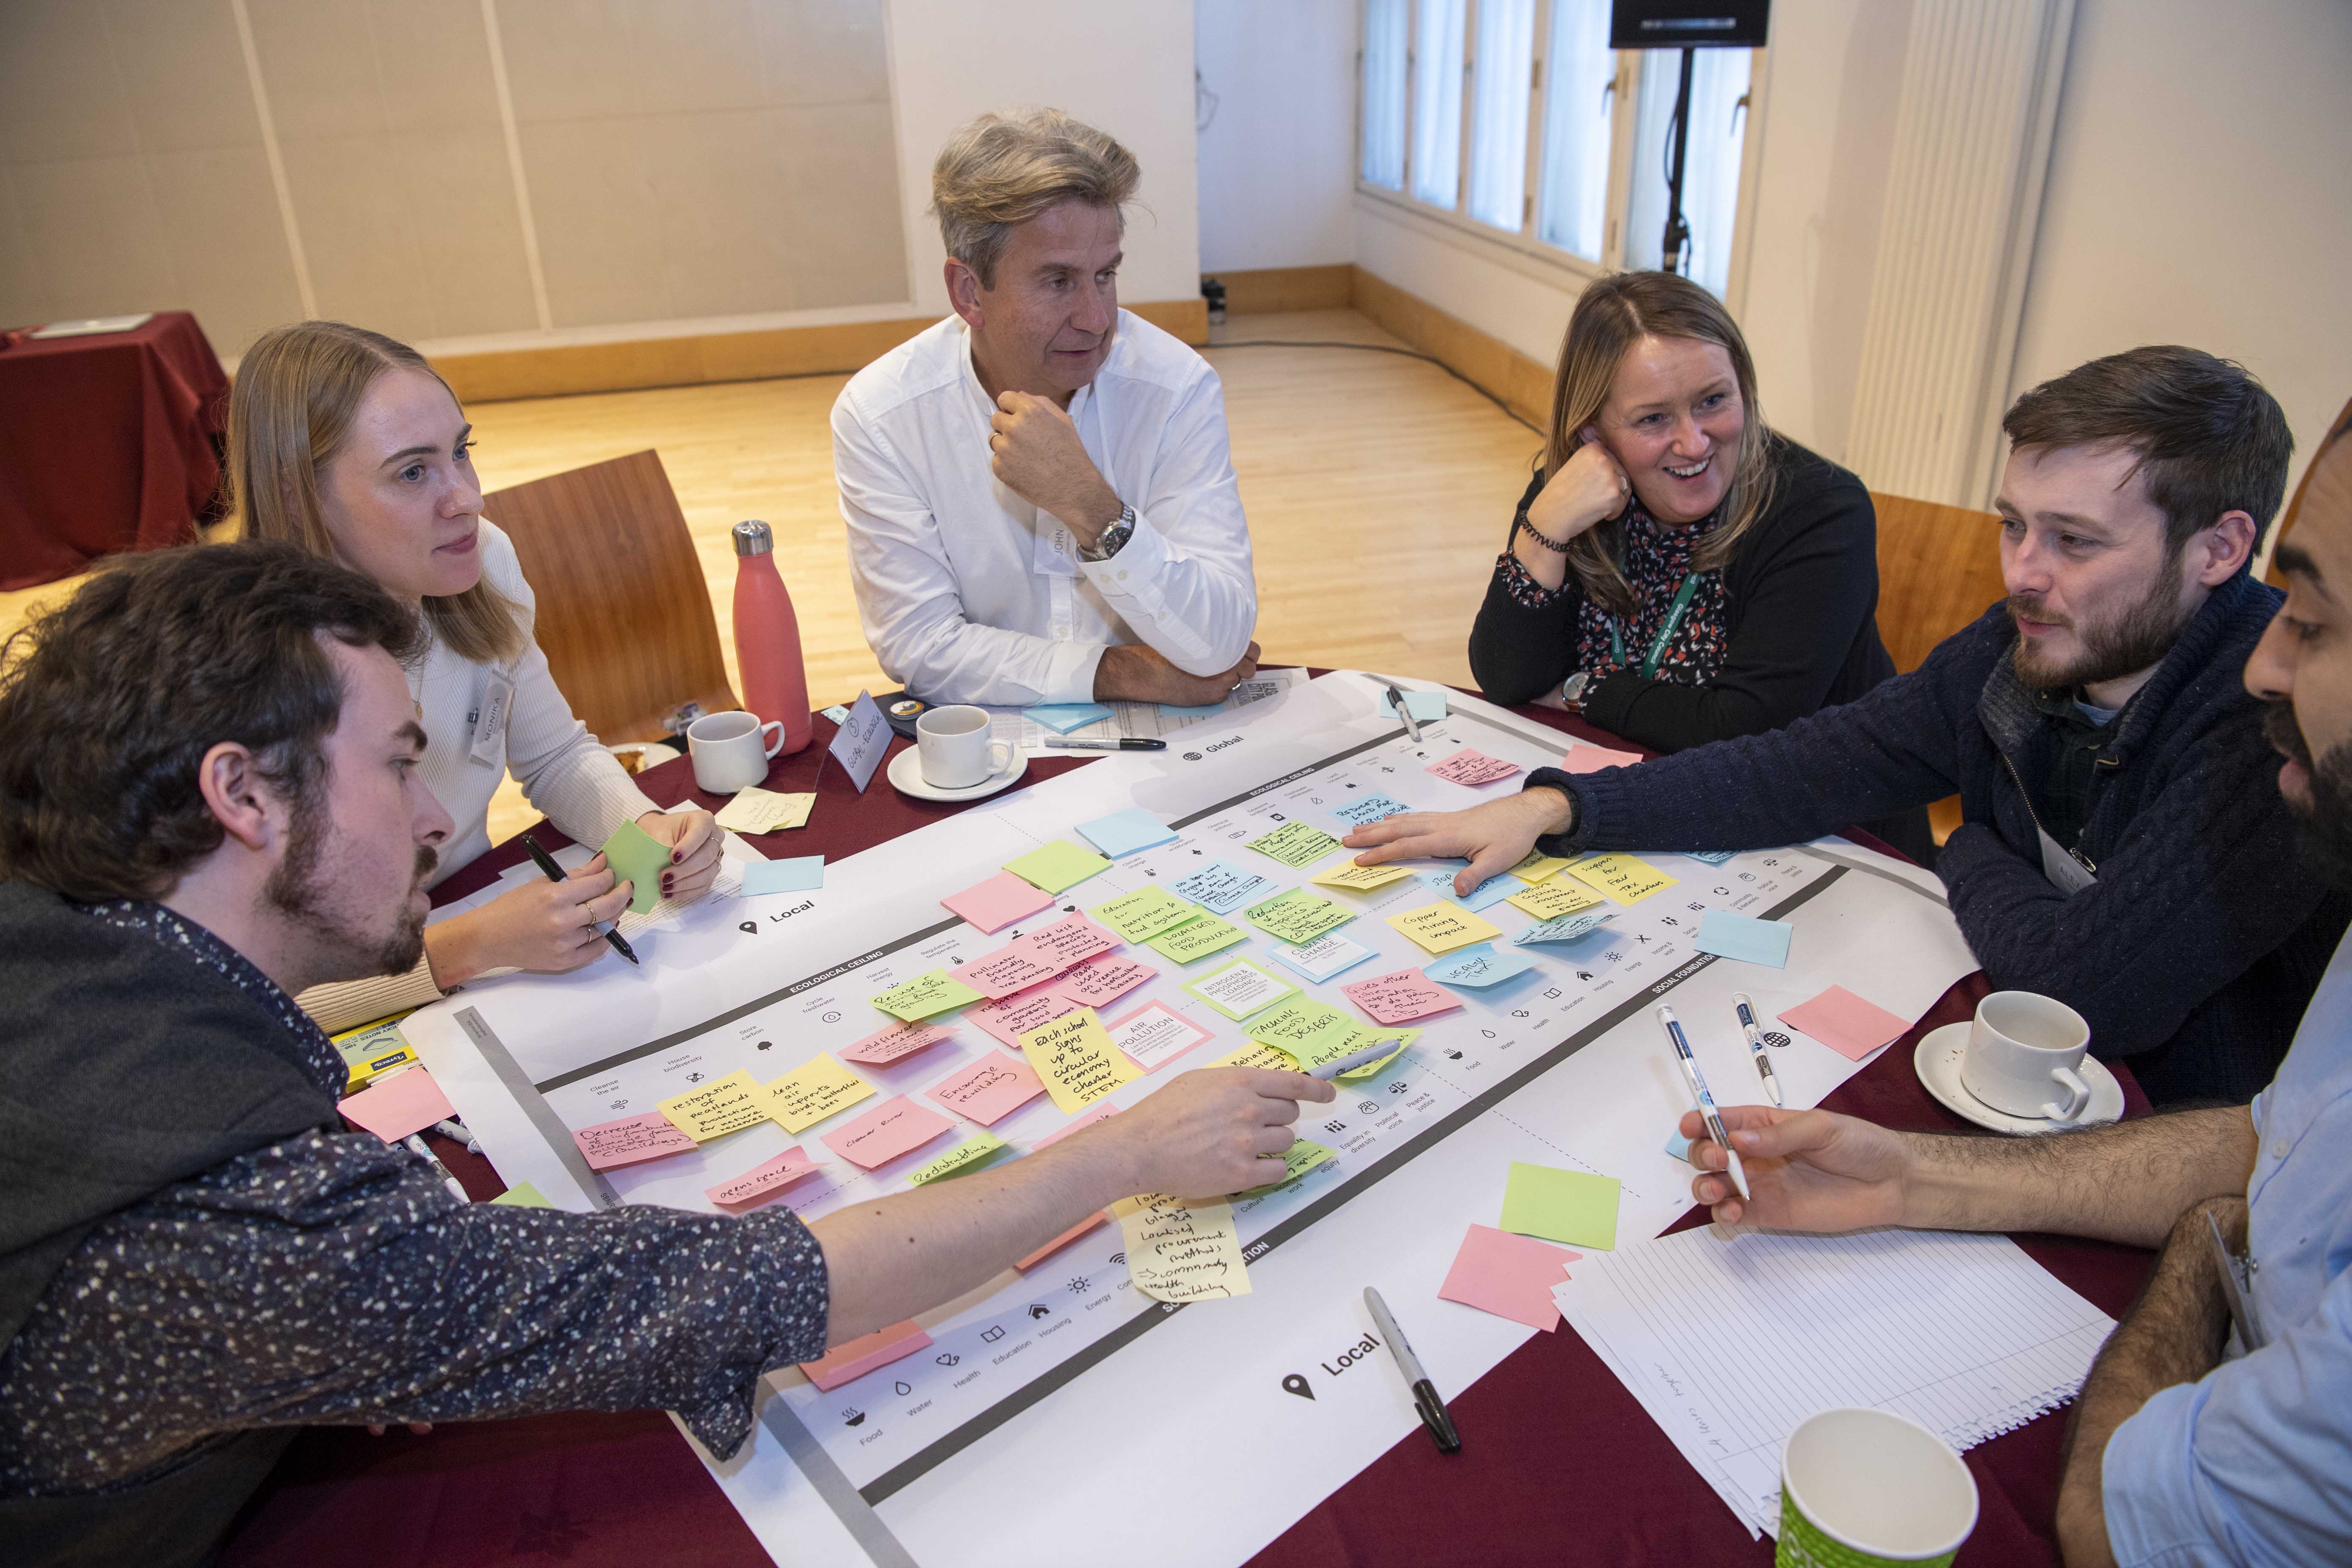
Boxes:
[1552,1225,2116,1538]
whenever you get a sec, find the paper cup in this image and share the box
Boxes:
[1777,1408,1977,1567]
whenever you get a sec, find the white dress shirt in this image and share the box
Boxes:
[832,310,1258,706]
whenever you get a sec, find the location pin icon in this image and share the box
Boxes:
[739,921,757,935]
[1281,1374,1315,1401]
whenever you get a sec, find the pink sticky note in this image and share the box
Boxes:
[338,1066,457,1143]
[967,985,1081,1048]
[1104,1000,1212,1072]
[1437,1223,1581,1332]
[958,945,1063,1000]
[1016,1211,1108,1271]
[941,870,1056,934]
[1780,985,1915,1062]
[1032,1102,1119,1150]
[1426,749,1522,787]
[706,1147,822,1208]
[1342,968,1463,1025]
[798,1320,932,1392]
[840,1018,953,1067]
[1559,746,1644,774]
[1056,953,1156,1010]
[821,1095,956,1169]
[572,1110,699,1171]
[925,1052,1047,1126]
[1013,913,1119,973]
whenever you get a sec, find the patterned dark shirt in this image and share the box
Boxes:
[1499,500,1731,687]
[0,902,830,1497]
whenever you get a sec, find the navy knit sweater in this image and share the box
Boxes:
[1530,572,2348,1105]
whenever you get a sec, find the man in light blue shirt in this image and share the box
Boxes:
[1679,409,2352,1566]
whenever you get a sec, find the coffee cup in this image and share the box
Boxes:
[688,710,784,794]
[1778,1407,1978,1566]
[916,704,1013,789]
[1959,990,2092,1122]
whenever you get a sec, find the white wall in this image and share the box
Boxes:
[886,0,1202,316]
[2006,0,2352,504]
[1193,0,1357,272]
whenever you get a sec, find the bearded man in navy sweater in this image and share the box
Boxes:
[1350,347,2348,1105]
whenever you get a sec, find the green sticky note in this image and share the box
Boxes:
[871,968,986,1022]
[1004,839,1114,893]
[601,820,671,913]
[1090,885,1197,944]
[1335,1029,1419,1081]
[1243,886,1356,945]
[1246,999,1360,1065]
[1246,818,1342,868]
[1498,1160,1621,1250]
[1241,1138,1336,1195]
[1146,913,1248,965]
[906,1132,1009,1185]
[490,1180,552,1208]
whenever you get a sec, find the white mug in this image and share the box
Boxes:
[916,704,1013,789]
[1960,990,2092,1122]
[688,710,784,794]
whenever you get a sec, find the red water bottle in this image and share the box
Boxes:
[731,520,812,755]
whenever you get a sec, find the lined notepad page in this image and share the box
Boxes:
[1552,1227,2116,1537]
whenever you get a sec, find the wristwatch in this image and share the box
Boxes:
[1079,503,1137,561]
[1560,670,1595,713]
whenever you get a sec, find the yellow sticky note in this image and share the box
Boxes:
[871,969,985,1022]
[1019,1007,1141,1113]
[1241,1138,1336,1194]
[659,1069,770,1142]
[1004,839,1113,893]
[1387,901,1503,955]
[1563,852,1679,906]
[1335,1029,1419,1081]
[713,787,814,835]
[906,1132,1008,1185]
[1146,913,1248,965]
[762,1053,876,1133]
[1209,1040,1301,1072]
[1246,999,1360,1066]
[1114,1194,1252,1301]
[1507,876,1605,920]
[1245,819,1342,868]
[1310,860,1416,892]
[1509,849,1573,884]
[490,1180,553,1208]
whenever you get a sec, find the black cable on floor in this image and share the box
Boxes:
[1200,338,1544,435]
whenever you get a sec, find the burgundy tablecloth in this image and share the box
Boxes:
[0,310,229,589]
[219,694,2155,1567]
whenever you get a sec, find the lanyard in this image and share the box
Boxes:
[1608,572,1704,679]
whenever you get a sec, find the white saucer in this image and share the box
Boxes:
[1913,1021,2124,1134]
[886,745,1027,803]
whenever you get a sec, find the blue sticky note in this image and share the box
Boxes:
[741,855,824,895]
[1694,908,1793,967]
[1330,792,1412,830]
[1682,849,1736,865]
[1381,688,1448,723]
[1666,1131,1695,1165]
[1171,859,1276,915]
[1024,702,1113,734]
[1074,807,1178,859]
[1158,701,1226,719]
[1424,942,1540,988]
[1419,868,1519,912]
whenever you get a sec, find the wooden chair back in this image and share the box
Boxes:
[482,449,736,745]
[1871,490,2009,674]
[2265,393,2352,588]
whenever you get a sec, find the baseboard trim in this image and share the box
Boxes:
[1344,265,1556,430]
[1204,263,1355,314]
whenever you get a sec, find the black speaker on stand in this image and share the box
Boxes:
[1609,2,1770,278]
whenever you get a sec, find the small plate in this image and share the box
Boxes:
[1913,1021,2123,1134]
[886,744,1027,803]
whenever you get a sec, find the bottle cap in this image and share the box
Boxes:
[732,520,774,557]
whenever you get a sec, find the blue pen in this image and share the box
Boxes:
[1657,1004,1750,1201]
[1731,992,1783,1108]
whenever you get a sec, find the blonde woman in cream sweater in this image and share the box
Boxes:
[229,321,722,1033]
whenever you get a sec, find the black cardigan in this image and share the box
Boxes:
[1469,435,1900,751]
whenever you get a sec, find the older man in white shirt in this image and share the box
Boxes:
[833,108,1260,709]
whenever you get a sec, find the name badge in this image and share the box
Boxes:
[2036,826,2097,896]
[467,672,515,768]
[1032,514,1079,579]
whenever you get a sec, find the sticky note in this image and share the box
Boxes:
[798,1320,931,1392]
[1334,1029,1418,1081]
[941,870,1056,933]
[1388,901,1503,954]
[907,1132,1010,1185]
[1695,909,1794,967]
[1562,852,1677,905]
[1342,967,1462,1025]
[1381,687,1448,722]
[1019,1007,1142,1113]
[1559,745,1644,773]
[1425,942,1540,988]
[761,1054,876,1133]
[1116,1194,1251,1301]
[741,855,823,896]
[840,1018,954,1067]
[1239,1138,1336,1195]
[959,945,1062,1000]
[924,1051,1047,1125]
[1267,930,1377,983]
[1243,886,1356,945]
[821,1094,955,1170]
[1514,909,1617,945]
[1074,807,1178,859]
[1023,702,1113,733]
[1310,858,1415,891]
[871,968,986,1021]
[1328,793,1413,830]
[1499,1161,1621,1250]
[1780,985,1913,1062]
[966,986,1080,1048]
[1146,913,1248,965]
[1209,1040,1301,1072]
[1105,1001,1211,1072]
[1438,1224,1579,1332]
[706,1147,822,1208]
[1506,876,1605,921]
[1419,868,1520,912]
[572,1110,698,1170]
[1003,839,1113,893]
[1509,849,1573,884]
[1246,818,1343,868]
[1054,953,1155,1009]
[490,1181,552,1208]
[659,1069,770,1142]
[337,1065,456,1143]
[1666,1131,1695,1165]
[1426,748,1521,787]
[599,819,671,913]
[1089,885,1196,944]
[713,787,814,835]
[1185,959,1299,1021]
[1171,859,1277,915]
[1682,848,1737,864]
[1247,999,1362,1068]
[1010,913,1119,972]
